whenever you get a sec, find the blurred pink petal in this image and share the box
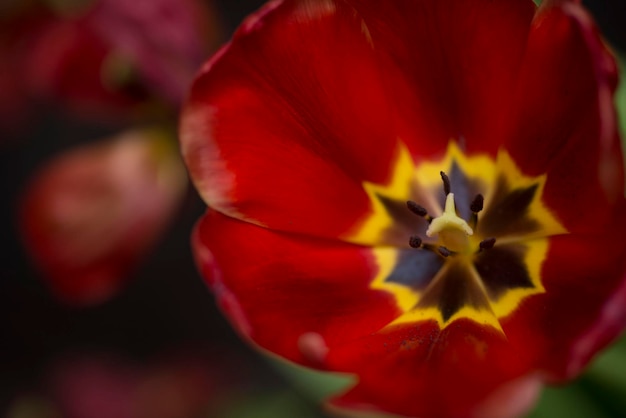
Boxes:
[3,0,221,123]
[50,354,215,418]
[87,0,222,106]
[23,16,153,118]
[19,128,187,305]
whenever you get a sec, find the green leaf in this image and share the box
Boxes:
[266,354,355,402]
[526,382,612,418]
[216,391,324,418]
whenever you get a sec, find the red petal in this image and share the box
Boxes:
[181,0,401,241]
[327,320,532,418]
[20,129,187,305]
[501,225,626,382]
[345,0,536,160]
[192,210,400,367]
[497,2,623,233]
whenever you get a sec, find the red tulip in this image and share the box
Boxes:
[180,0,626,417]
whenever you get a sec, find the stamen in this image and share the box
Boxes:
[470,194,484,213]
[409,236,423,249]
[438,246,452,257]
[469,194,483,229]
[479,237,496,251]
[406,200,433,223]
[440,171,451,196]
[406,201,428,217]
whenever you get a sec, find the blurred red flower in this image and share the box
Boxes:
[181,0,626,417]
[12,0,222,305]
[0,0,221,127]
[20,129,187,305]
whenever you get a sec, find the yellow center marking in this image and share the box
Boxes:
[349,141,567,333]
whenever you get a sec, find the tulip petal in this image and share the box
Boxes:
[181,0,400,241]
[192,210,401,367]
[500,225,626,382]
[326,320,531,418]
[345,0,536,159]
[498,1,623,233]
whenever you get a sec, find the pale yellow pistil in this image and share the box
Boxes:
[426,193,473,253]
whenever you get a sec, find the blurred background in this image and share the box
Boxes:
[0,0,625,417]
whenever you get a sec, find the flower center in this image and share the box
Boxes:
[359,142,568,332]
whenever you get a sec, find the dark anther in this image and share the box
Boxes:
[479,237,496,251]
[438,246,452,257]
[407,201,428,217]
[409,236,423,248]
[470,194,484,213]
[440,171,451,196]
